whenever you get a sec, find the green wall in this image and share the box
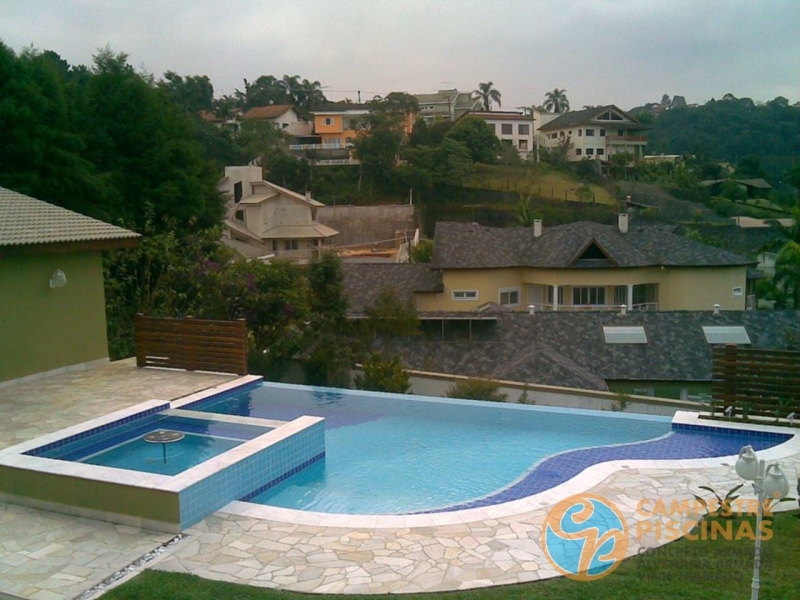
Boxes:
[0,251,109,382]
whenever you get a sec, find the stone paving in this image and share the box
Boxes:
[0,360,798,599]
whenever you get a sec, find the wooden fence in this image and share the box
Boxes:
[712,344,800,417]
[134,314,248,375]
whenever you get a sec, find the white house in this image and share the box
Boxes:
[219,166,338,260]
[537,105,647,162]
[241,105,313,136]
[466,111,536,159]
[413,89,481,123]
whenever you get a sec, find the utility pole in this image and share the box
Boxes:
[357,90,361,104]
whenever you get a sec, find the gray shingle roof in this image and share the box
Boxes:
[431,221,753,269]
[343,263,443,314]
[375,310,800,390]
[538,105,642,131]
[0,187,139,247]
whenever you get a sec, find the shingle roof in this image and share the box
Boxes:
[0,186,139,248]
[241,105,294,120]
[310,104,371,113]
[343,263,443,314]
[220,237,273,260]
[538,105,642,131]
[375,310,800,390]
[431,221,753,269]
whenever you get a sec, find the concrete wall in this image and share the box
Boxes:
[318,205,415,248]
[403,370,700,417]
[0,252,109,382]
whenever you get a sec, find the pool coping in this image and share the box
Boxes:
[217,410,800,529]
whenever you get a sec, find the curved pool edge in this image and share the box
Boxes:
[218,411,800,529]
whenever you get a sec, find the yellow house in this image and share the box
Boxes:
[415,216,754,313]
[310,104,416,148]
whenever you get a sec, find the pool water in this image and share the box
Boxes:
[192,384,673,514]
[28,415,272,477]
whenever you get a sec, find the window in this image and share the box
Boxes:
[234,209,245,221]
[499,288,520,307]
[600,129,606,136]
[272,240,279,252]
[488,123,496,133]
[703,326,751,345]
[573,286,605,305]
[578,129,582,137]
[519,140,528,150]
[618,129,624,136]
[585,129,595,136]
[632,283,658,306]
[597,148,605,156]
[575,148,582,156]
[234,181,243,203]
[282,123,289,129]
[732,286,743,298]
[614,286,628,305]
[324,117,332,125]
[547,286,564,305]
[603,326,647,344]
[452,290,478,301]
[501,123,513,135]
[586,148,594,155]
[284,240,298,251]
[518,124,530,135]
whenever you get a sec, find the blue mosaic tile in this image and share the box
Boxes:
[422,428,792,514]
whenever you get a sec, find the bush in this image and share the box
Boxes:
[354,353,411,394]
[446,378,508,402]
[411,238,433,263]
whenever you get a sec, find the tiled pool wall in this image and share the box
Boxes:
[0,377,326,533]
[178,416,324,529]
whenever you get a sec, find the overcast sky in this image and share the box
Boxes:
[3,0,799,110]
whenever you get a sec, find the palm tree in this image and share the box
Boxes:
[473,82,502,111]
[543,88,570,113]
[279,74,302,104]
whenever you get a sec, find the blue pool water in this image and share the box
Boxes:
[27,415,272,476]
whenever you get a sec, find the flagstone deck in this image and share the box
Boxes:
[0,360,797,599]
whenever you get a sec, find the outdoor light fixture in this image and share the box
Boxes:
[49,269,67,289]
[735,445,790,600]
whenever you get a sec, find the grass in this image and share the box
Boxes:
[461,164,616,205]
[104,511,800,600]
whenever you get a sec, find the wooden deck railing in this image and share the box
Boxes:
[134,314,248,375]
[712,344,800,417]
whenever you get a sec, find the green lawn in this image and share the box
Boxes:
[461,164,616,205]
[105,512,800,600]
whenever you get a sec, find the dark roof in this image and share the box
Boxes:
[310,104,371,113]
[375,310,800,390]
[431,221,753,269]
[701,178,772,190]
[241,105,294,120]
[538,105,642,131]
[343,263,443,314]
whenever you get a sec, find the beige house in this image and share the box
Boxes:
[413,89,481,123]
[241,105,313,137]
[219,166,338,260]
[538,105,647,162]
[466,111,536,159]
[415,215,753,313]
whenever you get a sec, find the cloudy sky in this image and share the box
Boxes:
[3,0,799,110]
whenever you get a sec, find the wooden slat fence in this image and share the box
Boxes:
[134,314,248,375]
[712,344,800,418]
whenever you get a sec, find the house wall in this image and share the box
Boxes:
[261,195,314,232]
[415,265,747,312]
[658,266,747,311]
[0,252,109,382]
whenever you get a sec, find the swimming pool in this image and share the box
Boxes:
[26,414,274,476]
[186,382,792,515]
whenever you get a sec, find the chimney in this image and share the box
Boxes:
[618,213,629,234]
[305,190,312,202]
[620,304,627,316]
[713,303,721,316]
[528,304,536,316]
[533,219,543,238]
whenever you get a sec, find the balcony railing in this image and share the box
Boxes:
[606,135,647,144]
[527,302,658,312]
[311,158,360,166]
[289,142,351,150]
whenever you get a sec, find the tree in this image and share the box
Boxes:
[302,253,355,387]
[446,378,508,402]
[543,88,570,113]
[411,238,434,263]
[363,288,420,339]
[764,208,800,308]
[445,117,501,164]
[734,155,767,180]
[472,81,502,111]
[158,71,214,113]
[354,353,411,394]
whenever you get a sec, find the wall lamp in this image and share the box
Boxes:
[49,269,67,289]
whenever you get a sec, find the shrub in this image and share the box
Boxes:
[354,353,411,394]
[446,378,508,402]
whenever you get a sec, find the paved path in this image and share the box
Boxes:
[0,361,797,599]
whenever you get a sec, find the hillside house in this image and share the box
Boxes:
[219,166,338,260]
